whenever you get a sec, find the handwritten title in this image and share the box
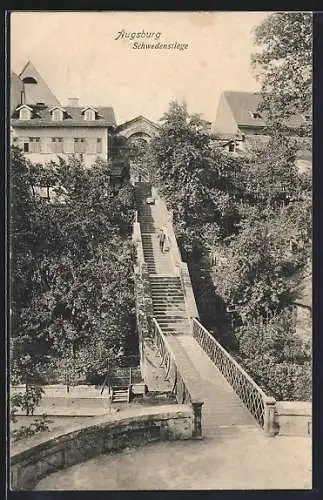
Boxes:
[115,29,189,51]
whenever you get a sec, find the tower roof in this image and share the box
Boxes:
[19,61,61,107]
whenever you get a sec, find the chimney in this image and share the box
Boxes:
[67,97,79,107]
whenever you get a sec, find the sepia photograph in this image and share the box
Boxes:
[8,10,312,491]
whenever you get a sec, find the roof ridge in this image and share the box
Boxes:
[18,60,31,78]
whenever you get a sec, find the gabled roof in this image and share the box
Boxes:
[116,115,160,132]
[10,71,24,114]
[224,91,266,128]
[19,61,61,107]
[223,91,305,130]
[81,106,98,113]
[48,106,66,112]
[16,104,33,111]
[11,104,116,128]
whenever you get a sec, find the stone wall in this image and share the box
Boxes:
[275,401,312,437]
[11,405,194,490]
[132,219,154,381]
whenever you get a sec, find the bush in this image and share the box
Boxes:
[10,385,44,418]
[11,414,52,442]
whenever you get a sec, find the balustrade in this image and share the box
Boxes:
[152,318,203,437]
[192,318,276,436]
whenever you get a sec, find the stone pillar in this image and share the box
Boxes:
[263,397,276,437]
[192,401,204,439]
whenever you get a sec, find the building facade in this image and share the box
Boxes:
[11,62,116,167]
[115,115,160,183]
[212,91,311,171]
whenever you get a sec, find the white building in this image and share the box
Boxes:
[11,62,116,167]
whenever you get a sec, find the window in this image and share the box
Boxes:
[29,137,41,153]
[96,138,102,153]
[84,109,95,121]
[23,142,29,153]
[52,137,64,153]
[19,108,31,120]
[74,138,86,153]
[22,76,38,84]
[228,142,235,153]
[52,109,63,121]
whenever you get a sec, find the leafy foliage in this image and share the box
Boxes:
[10,146,137,387]
[11,414,52,442]
[10,386,44,418]
[149,98,311,400]
[252,12,312,133]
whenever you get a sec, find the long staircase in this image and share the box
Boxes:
[136,184,259,437]
[150,276,191,335]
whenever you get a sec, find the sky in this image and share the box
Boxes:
[10,11,269,124]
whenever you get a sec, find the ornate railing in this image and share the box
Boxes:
[192,318,276,436]
[152,318,203,438]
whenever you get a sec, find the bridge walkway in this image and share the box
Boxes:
[137,192,258,436]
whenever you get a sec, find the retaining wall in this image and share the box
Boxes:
[275,401,312,437]
[11,405,193,490]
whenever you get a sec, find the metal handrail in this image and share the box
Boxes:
[192,318,276,434]
[152,318,202,405]
[152,317,204,438]
[193,318,268,399]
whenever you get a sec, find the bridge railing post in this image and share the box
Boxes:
[191,401,204,439]
[263,397,276,437]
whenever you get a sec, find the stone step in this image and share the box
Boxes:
[111,388,129,403]
[160,322,191,328]
[151,288,182,292]
[152,299,184,303]
[150,277,180,281]
[154,312,187,317]
[150,283,181,287]
[153,306,184,310]
[152,296,184,300]
[155,317,188,322]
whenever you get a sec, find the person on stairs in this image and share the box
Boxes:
[158,225,166,253]
[163,227,171,253]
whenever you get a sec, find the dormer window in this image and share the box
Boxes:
[50,107,64,121]
[249,111,262,119]
[17,105,32,121]
[82,107,96,121]
[22,76,38,84]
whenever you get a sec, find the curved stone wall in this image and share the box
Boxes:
[11,405,193,490]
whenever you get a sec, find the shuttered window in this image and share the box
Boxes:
[84,109,95,121]
[29,137,41,153]
[51,138,64,153]
[74,138,86,153]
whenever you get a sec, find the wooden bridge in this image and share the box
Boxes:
[133,183,276,439]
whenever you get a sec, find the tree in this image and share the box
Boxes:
[149,96,312,400]
[252,12,312,132]
[150,101,242,251]
[10,148,137,388]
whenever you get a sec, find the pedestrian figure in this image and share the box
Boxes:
[163,233,170,253]
[158,226,166,253]
[163,227,170,253]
